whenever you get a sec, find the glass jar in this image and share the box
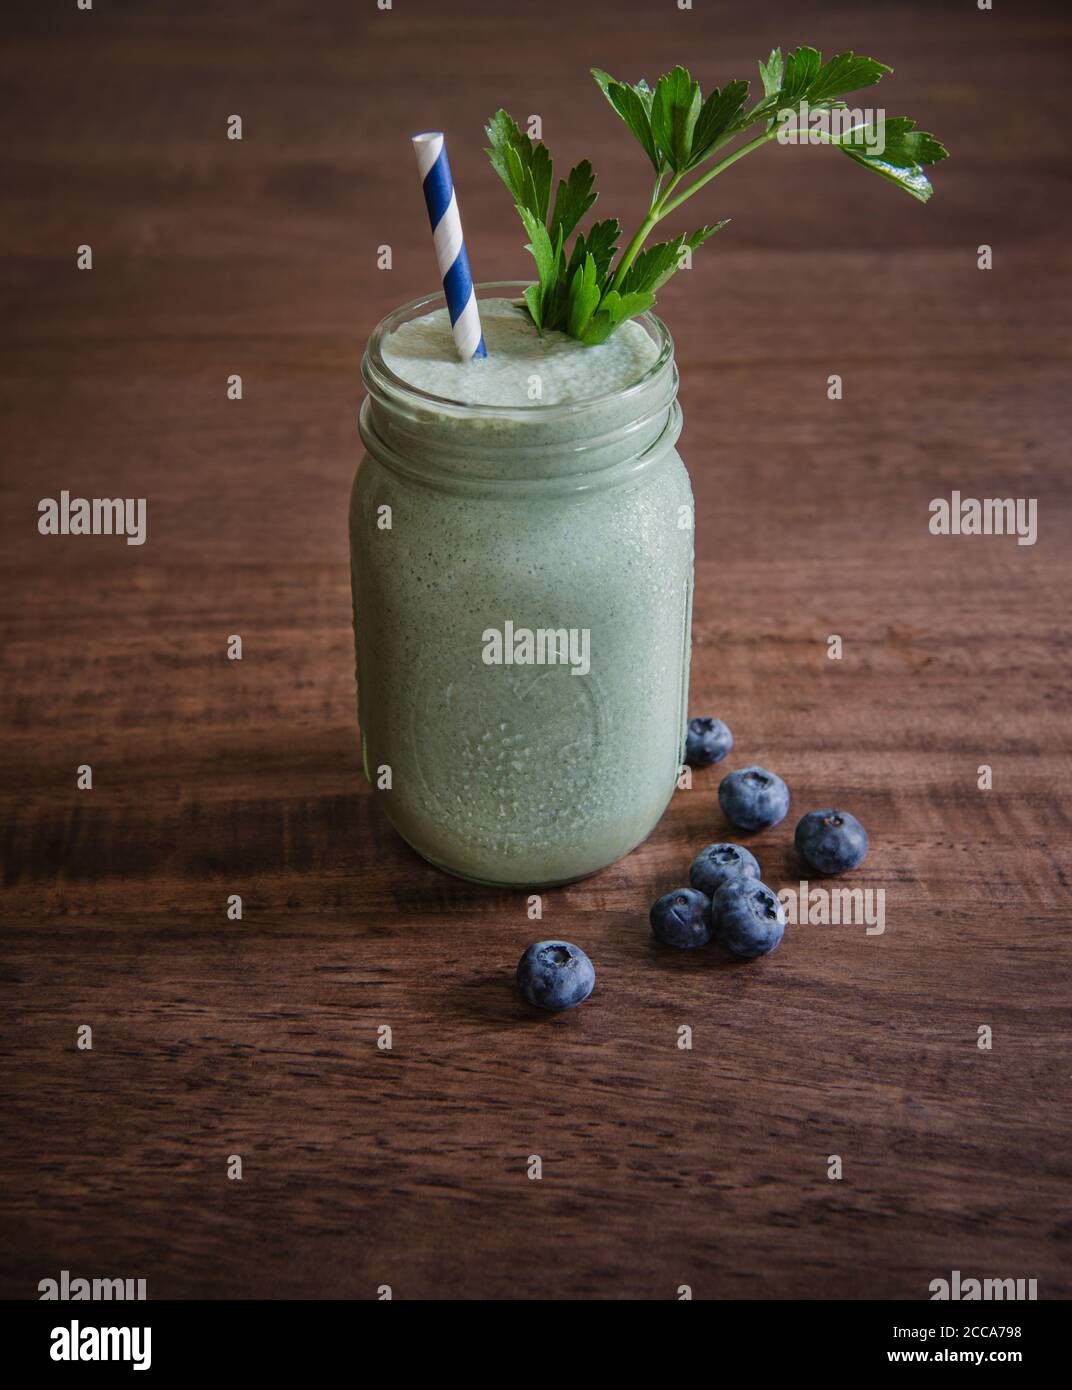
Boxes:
[351,283,693,886]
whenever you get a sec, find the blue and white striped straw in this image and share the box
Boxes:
[411,131,487,360]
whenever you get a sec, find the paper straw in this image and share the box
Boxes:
[411,132,487,360]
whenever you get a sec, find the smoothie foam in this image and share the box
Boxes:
[381,297,661,406]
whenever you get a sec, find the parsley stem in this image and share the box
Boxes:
[611,131,772,292]
[658,131,774,216]
[611,171,683,291]
[775,123,870,144]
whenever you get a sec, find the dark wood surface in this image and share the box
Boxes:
[2,0,1069,1300]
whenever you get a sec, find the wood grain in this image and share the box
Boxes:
[1,0,1069,1300]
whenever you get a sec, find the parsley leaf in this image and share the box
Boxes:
[549,160,597,244]
[567,253,602,339]
[834,116,949,202]
[802,49,891,106]
[758,48,784,100]
[689,81,750,166]
[577,289,657,346]
[650,66,702,173]
[778,46,823,106]
[516,205,560,330]
[752,47,889,127]
[566,218,620,284]
[591,69,665,173]
[485,110,552,220]
[620,224,727,296]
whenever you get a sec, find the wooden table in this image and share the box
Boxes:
[2,0,1068,1299]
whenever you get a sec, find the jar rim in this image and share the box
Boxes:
[362,280,674,419]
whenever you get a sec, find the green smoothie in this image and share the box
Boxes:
[352,288,693,886]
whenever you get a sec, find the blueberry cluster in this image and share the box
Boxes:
[515,716,871,1006]
[651,852,787,959]
[651,715,871,962]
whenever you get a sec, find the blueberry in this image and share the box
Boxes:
[718,765,790,831]
[689,842,761,897]
[650,887,713,949]
[516,940,595,1011]
[712,879,786,959]
[685,715,734,768]
[795,809,869,874]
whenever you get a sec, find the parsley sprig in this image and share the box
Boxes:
[485,47,948,344]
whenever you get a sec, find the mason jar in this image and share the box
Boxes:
[351,283,693,887]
